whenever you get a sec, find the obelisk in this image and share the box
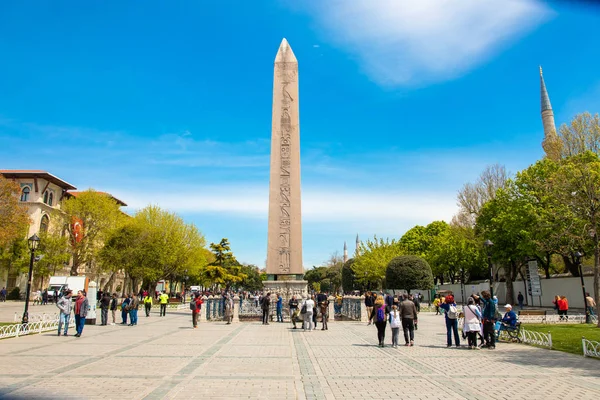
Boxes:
[265,38,304,287]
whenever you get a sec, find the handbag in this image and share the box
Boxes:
[300,304,307,314]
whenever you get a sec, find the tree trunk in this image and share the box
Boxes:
[562,255,579,276]
[104,271,116,292]
[505,260,518,305]
[536,253,551,279]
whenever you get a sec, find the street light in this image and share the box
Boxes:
[22,234,41,325]
[484,239,494,299]
[573,251,589,323]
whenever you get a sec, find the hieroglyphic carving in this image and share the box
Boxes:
[276,62,296,274]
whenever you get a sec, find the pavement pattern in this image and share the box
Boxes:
[0,307,599,400]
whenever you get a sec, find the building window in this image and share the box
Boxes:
[20,187,30,202]
[40,214,49,233]
[43,191,49,204]
[48,192,54,206]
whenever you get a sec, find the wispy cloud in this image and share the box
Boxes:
[114,184,457,225]
[301,0,553,87]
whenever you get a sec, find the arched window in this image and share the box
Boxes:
[40,214,49,233]
[48,192,54,206]
[20,187,30,202]
[43,191,49,204]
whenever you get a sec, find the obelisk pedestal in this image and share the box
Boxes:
[264,38,307,299]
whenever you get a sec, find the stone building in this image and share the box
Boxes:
[0,170,126,296]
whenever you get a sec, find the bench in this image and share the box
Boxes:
[518,310,546,316]
[518,310,547,323]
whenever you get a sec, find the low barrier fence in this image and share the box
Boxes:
[518,314,598,324]
[205,297,225,321]
[1,317,75,339]
[339,297,362,321]
[519,328,552,348]
[13,312,59,323]
[582,337,600,358]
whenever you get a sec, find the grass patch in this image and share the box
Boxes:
[523,323,600,356]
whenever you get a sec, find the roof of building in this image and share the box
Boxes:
[0,170,77,190]
[66,191,128,207]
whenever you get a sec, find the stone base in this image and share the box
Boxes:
[262,280,308,300]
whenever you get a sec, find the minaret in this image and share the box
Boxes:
[540,66,561,160]
[355,234,360,255]
[343,241,348,263]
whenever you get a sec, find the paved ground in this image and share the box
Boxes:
[0,307,599,400]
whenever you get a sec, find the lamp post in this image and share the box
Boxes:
[484,239,494,299]
[22,234,41,326]
[573,251,589,323]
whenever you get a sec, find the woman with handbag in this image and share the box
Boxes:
[463,297,482,349]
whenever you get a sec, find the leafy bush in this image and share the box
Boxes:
[386,255,434,293]
[7,287,21,300]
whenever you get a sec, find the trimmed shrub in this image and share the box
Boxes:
[386,255,434,293]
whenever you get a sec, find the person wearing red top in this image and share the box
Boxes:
[558,296,569,320]
[191,293,203,328]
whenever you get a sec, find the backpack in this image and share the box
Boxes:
[189,301,197,311]
[447,304,458,319]
[376,306,386,323]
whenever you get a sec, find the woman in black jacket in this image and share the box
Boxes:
[370,295,390,347]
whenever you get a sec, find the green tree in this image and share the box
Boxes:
[62,189,125,276]
[552,151,600,323]
[100,206,207,294]
[35,230,71,288]
[341,258,356,293]
[558,112,600,158]
[304,266,326,291]
[385,255,434,293]
[352,236,403,289]
[204,238,246,290]
[236,264,263,292]
[428,225,486,284]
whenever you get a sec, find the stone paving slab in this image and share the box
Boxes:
[0,312,598,399]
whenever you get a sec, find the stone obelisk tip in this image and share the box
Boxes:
[275,38,297,63]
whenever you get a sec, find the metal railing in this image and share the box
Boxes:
[582,337,600,358]
[518,314,597,324]
[340,297,362,321]
[519,328,552,348]
[205,297,224,321]
[13,312,59,322]
[0,317,75,339]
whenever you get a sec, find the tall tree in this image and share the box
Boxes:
[352,236,404,289]
[558,112,600,158]
[204,238,245,290]
[553,151,600,324]
[35,230,71,287]
[61,190,125,275]
[455,164,509,227]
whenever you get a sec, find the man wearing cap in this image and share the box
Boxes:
[497,304,518,338]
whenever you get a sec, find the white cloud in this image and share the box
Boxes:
[112,184,458,227]
[302,0,553,86]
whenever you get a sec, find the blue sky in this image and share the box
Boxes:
[1,1,600,268]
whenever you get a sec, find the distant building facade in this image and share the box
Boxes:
[0,170,126,296]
